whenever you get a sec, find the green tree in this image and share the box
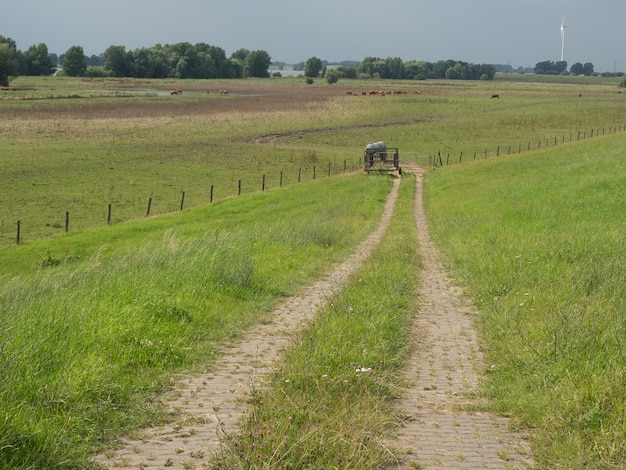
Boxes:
[445,63,466,79]
[385,57,405,79]
[304,56,323,78]
[0,39,19,86]
[230,48,250,62]
[63,45,86,76]
[337,65,357,79]
[206,45,233,78]
[245,50,271,78]
[325,68,340,84]
[555,60,568,74]
[619,75,626,88]
[432,60,456,78]
[478,64,496,80]
[404,60,430,80]
[583,62,594,76]
[359,57,391,78]
[24,43,55,76]
[534,60,567,75]
[570,62,584,75]
[104,45,130,77]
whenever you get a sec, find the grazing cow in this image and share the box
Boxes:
[491,94,500,99]
[170,87,183,95]
[219,89,229,95]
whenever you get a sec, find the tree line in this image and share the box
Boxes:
[0,36,272,85]
[302,56,496,81]
[2,34,497,86]
[533,60,596,76]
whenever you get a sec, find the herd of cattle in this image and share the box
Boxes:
[165,87,512,99]
[346,90,422,96]
[170,88,230,95]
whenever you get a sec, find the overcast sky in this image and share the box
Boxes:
[2,0,624,73]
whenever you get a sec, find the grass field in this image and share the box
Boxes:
[1,74,626,468]
[1,75,623,248]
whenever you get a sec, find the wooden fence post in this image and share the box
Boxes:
[262,174,265,191]
[65,212,69,232]
[146,198,152,216]
[298,168,301,183]
[180,191,185,211]
[108,204,112,225]
[238,180,241,195]
[16,220,20,245]
[210,185,214,203]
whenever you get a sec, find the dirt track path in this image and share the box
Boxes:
[95,171,534,469]
[387,169,534,469]
[95,178,401,469]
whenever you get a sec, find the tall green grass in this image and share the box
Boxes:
[424,133,626,468]
[0,173,391,469]
[215,174,419,469]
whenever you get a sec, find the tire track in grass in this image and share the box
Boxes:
[388,168,534,469]
[94,176,400,469]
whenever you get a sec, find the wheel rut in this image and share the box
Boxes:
[94,177,401,469]
[387,168,534,469]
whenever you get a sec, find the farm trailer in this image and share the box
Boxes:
[363,141,402,174]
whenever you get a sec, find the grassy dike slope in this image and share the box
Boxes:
[0,173,391,469]
[424,133,626,467]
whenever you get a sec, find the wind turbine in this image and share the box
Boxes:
[559,14,567,62]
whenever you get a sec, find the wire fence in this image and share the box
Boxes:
[6,123,625,246]
[424,125,626,168]
[7,159,363,247]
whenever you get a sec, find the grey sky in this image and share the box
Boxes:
[2,0,624,72]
